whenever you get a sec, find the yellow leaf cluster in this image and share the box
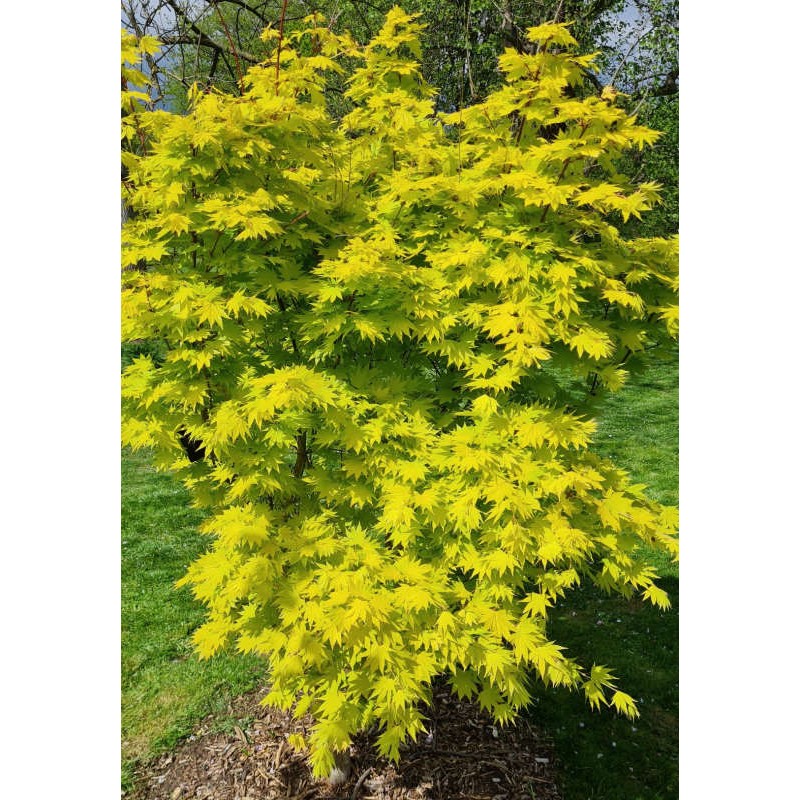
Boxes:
[122,10,677,776]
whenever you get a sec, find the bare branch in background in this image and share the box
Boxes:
[164,0,260,62]
[120,0,677,110]
[609,25,654,88]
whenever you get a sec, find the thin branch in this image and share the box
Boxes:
[192,24,203,80]
[293,432,308,478]
[629,86,651,118]
[608,25,654,88]
[275,0,290,90]
[207,0,269,22]
[275,292,300,355]
[207,46,220,88]
[211,0,244,87]
[163,0,260,63]
[631,68,678,99]
[350,767,373,800]
[161,67,194,90]
[158,33,259,64]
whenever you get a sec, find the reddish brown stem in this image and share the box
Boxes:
[212,1,244,89]
[286,210,309,227]
[275,0,290,91]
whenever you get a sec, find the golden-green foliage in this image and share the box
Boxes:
[121,9,678,777]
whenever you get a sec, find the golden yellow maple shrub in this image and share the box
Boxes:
[122,9,678,776]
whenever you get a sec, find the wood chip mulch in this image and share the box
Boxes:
[128,684,561,800]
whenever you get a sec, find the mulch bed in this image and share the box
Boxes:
[128,684,561,800]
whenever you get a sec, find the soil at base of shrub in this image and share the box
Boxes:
[127,684,561,800]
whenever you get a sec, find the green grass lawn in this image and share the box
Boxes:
[121,352,677,798]
[526,350,678,800]
[595,354,678,508]
[526,577,678,800]
[121,450,264,791]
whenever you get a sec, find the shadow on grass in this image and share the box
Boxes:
[525,578,678,800]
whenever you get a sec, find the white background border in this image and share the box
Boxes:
[2,3,797,798]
